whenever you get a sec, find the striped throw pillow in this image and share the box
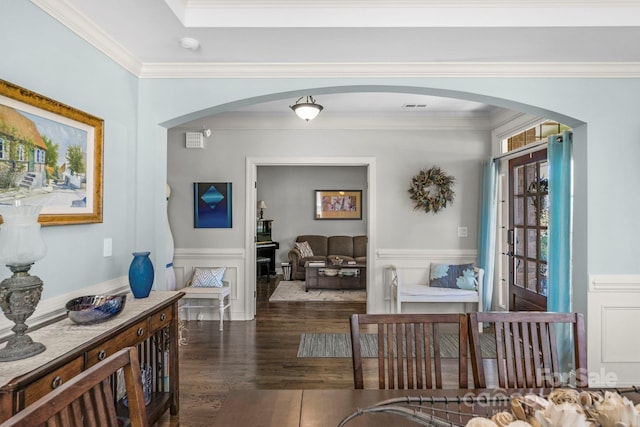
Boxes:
[295,241,314,258]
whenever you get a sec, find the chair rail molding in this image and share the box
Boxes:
[587,274,640,387]
[377,248,478,264]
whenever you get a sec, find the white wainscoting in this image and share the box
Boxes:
[376,249,478,314]
[173,248,247,321]
[588,274,640,387]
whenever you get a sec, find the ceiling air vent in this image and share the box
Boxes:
[185,132,204,149]
[402,104,427,109]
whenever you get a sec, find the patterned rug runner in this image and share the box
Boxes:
[297,333,496,358]
[269,280,366,302]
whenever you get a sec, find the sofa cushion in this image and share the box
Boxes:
[327,236,354,258]
[296,235,328,257]
[429,263,476,290]
[353,235,367,259]
[295,241,314,258]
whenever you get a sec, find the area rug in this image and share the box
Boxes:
[268,280,366,302]
[297,333,496,358]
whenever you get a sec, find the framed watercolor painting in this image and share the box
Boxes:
[314,190,362,220]
[0,79,103,225]
[194,182,232,228]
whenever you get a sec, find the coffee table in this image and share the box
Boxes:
[304,263,366,292]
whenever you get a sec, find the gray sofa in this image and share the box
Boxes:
[287,235,367,280]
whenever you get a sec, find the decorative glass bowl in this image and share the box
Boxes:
[324,268,339,277]
[66,294,127,325]
[329,256,344,265]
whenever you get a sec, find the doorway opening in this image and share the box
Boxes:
[496,120,573,312]
[508,149,549,311]
[245,157,377,319]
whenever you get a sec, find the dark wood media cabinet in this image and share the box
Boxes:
[0,291,184,424]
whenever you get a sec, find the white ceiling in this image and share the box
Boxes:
[31,0,640,116]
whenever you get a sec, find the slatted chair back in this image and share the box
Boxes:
[350,313,469,389]
[0,347,148,427]
[469,312,587,389]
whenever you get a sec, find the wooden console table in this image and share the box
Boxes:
[305,263,366,292]
[0,290,183,424]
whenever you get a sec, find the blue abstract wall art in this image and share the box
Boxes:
[194,182,232,228]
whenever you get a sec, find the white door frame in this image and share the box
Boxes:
[245,156,377,318]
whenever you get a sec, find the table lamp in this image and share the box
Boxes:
[257,200,267,219]
[0,201,47,361]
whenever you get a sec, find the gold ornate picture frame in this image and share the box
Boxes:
[0,79,103,225]
[314,190,362,220]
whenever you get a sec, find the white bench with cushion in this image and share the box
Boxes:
[386,263,484,329]
[179,267,231,331]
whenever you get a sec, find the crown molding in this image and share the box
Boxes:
[139,61,640,79]
[31,0,142,76]
[181,1,640,5]
[169,0,640,28]
[32,0,640,78]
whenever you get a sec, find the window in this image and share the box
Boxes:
[36,149,45,164]
[17,144,25,161]
[0,138,4,160]
[501,120,571,154]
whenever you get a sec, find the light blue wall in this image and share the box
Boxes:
[1,1,139,298]
[5,1,640,314]
[139,78,640,315]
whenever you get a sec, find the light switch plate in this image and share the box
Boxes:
[457,227,468,238]
[103,238,112,257]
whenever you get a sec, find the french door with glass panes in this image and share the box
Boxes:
[508,150,549,311]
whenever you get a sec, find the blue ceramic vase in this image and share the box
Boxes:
[129,252,154,298]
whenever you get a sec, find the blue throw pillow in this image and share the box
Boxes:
[429,263,476,290]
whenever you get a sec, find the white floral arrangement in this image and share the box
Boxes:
[466,389,640,427]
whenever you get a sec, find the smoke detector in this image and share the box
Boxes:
[180,37,200,51]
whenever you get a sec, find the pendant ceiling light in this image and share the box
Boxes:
[289,96,323,122]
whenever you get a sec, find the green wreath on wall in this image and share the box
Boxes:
[408,166,455,214]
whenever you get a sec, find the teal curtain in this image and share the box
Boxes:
[477,159,498,312]
[547,131,573,380]
[547,131,572,314]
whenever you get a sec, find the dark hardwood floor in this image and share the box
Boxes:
[158,276,366,427]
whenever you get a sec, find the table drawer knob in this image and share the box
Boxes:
[137,327,144,336]
[98,350,107,361]
[51,376,63,389]
[160,313,166,321]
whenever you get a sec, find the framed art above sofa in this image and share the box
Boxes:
[314,190,362,220]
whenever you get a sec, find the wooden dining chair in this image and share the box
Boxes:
[349,313,469,389]
[0,347,149,427]
[468,312,587,389]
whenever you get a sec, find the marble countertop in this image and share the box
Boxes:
[0,291,182,389]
